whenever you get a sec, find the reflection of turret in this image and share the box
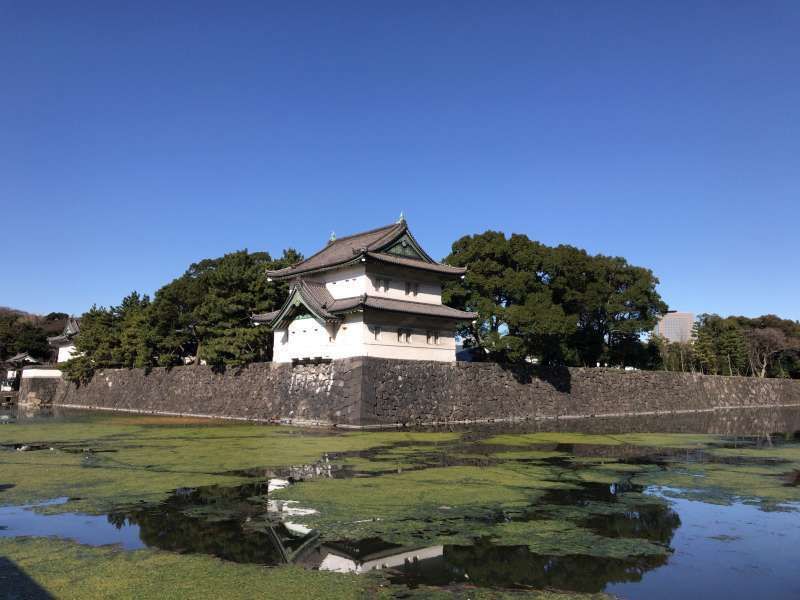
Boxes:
[319,543,444,574]
[225,455,344,481]
[108,481,320,566]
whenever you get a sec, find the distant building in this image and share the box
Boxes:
[257,217,477,363]
[47,317,81,363]
[653,311,695,343]
[2,353,40,392]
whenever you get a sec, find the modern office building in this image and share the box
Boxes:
[653,311,695,343]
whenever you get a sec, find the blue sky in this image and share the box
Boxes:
[2,1,798,320]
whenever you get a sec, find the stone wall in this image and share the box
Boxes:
[17,358,800,427]
[359,359,800,426]
[19,361,365,426]
[15,376,62,408]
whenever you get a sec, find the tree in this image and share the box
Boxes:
[443,231,667,366]
[63,248,302,382]
[115,292,153,369]
[0,311,51,361]
[690,313,800,379]
[192,250,276,368]
[652,336,695,373]
[745,327,796,378]
[443,231,573,363]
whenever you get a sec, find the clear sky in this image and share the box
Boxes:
[2,1,798,320]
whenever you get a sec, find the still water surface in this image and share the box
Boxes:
[1,406,799,598]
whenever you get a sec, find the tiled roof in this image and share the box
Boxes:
[366,252,466,276]
[252,310,280,324]
[266,284,476,328]
[6,352,39,364]
[268,278,341,328]
[295,279,337,320]
[267,222,405,279]
[48,317,81,346]
[357,296,477,320]
[322,295,476,321]
[64,317,80,336]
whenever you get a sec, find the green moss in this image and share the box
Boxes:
[0,450,247,512]
[0,415,460,512]
[389,585,611,599]
[633,461,800,509]
[709,445,800,461]
[480,432,722,450]
[0,537,386,600]
[489,520,668,559]
[270,463,586,545]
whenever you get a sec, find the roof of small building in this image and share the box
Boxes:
[265,220,466,280]
[6,352,40,365]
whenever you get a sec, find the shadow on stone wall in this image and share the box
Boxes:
[498,362,572,393]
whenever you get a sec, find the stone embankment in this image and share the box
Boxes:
[16,358,800,427]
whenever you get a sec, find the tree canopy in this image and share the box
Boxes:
[0,308,69,361]
[443,231,667,367]
[655,313,800,378]
[62,249,301,383]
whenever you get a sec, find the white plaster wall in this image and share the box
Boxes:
[272,313,368,362]
[21,369,63,379]
[330,313,367,359]
[272,327,291,363]
[57,344,78,363]
[361,321,456,362]
[366,268,442,305]
[314,265,368,300]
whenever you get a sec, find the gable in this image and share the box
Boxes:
[383,233,427,260]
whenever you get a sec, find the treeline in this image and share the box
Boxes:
[443,231,667,368]
[62,249,300,383]
[656,314,800,378]
[54,229,798,382]
[0,309,69,361]
[442,232,799,378]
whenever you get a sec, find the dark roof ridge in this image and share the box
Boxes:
[266,221,408,279]
[289,222,400,268]
[331,222,400,244]
[366,252,466,275]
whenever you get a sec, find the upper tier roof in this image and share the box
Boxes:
[265,220,466,280]
[47,317,81,346]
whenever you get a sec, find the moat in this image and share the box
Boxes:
[1,406,799,599]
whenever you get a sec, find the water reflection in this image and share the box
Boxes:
[100,471,683,595]
[390,541,669,593]
[2,406,799,598]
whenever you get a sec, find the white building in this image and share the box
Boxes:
[47,317,81,363]
[258,218,476,363]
